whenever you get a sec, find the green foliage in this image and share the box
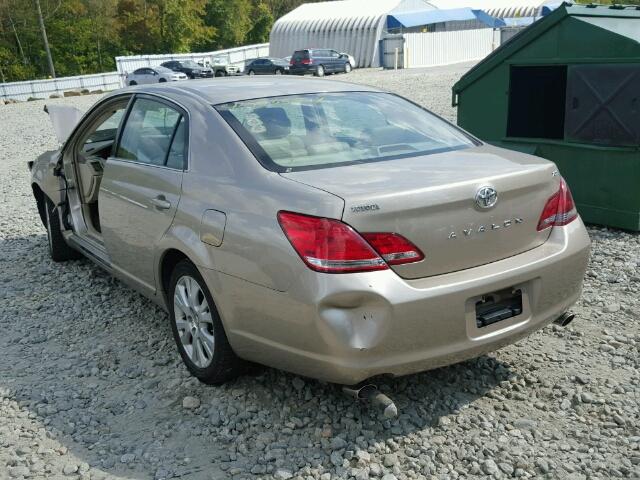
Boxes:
[0,0,311,82]
[246,2,274,45]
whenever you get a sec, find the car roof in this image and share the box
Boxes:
[119,77,383,105]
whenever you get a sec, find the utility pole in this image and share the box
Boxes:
[35,0,55,78]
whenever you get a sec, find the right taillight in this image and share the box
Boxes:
[301,58,313,65]
[360,232,424,265]
[537,178,578,231]
[277,211,423,273]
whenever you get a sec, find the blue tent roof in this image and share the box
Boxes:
[387,7,506,29]
[502,16,536,26]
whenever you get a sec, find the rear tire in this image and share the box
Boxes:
[215,70,224,77]
[44,197,81,262]
[159,78,167,83]
[315,65,325,77]
[129,80,137,86]
[168,260,245,384]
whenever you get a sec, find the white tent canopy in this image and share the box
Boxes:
[268,0,550,67]
[426,0,548,18]
[269,0,432,68]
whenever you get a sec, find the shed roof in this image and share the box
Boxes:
[453,2,640,94]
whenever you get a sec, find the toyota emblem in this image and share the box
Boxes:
[475,186,498,209]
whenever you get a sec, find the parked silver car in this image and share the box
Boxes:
[125,66,187,86]
[30,78,590,386]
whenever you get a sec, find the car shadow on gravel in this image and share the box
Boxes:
[1,234,513,479]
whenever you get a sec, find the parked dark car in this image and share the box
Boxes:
[288,49,352,77]
[245,57,290,76]
[161,60,213,79]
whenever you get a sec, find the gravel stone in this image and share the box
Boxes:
[482,459,500,475]
[383,453,398,467]
[275,468,294,479]
[62,463,78,475]
[0,63,638,480]
[182,395,201,409]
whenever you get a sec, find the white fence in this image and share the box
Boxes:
[115,43,270,76]
[403,29,499,68]
[0,72,121,102]
[1,43,270,103]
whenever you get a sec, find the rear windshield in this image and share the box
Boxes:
[215,92,476,172]
[292,51,309,61]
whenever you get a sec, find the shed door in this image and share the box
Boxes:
[565,64,640,146]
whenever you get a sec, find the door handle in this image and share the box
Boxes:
[150,196,171,210]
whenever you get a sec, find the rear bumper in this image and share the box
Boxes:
[202,220,591,385]
[288,65,315,75]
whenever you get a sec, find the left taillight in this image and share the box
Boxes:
[277,211,423,273]
[537,178,578,231]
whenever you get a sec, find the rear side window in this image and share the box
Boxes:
[216,92,475,172]
[166,117,186,169]
[116,98,187,168]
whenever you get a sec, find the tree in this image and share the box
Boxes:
[152,0,213,53]
[115,0,212,55]
[35,0,55,77]
[246,1,273,45]
[263,0,310,20]
[199,0,253,50]
[0,0,317,82]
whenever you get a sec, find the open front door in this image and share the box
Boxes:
[99,95,187,294]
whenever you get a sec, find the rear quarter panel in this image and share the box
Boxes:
[154,102,344,294]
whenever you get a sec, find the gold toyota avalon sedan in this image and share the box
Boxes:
[29,77,591,386]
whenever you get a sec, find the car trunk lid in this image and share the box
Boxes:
[280,145,558,279]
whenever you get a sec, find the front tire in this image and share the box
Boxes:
[344,63,352,73]
[44,198,80,262]
[159,78,167,83]
[129,80,137,86]
[315,65,325,77]
[168,260,245,384]
[248,70,255,76]
[215,70,224,77]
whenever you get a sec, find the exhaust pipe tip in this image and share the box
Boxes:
[342,384,398,418]
[554,311,575,327]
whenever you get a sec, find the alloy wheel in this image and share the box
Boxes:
[173,275,215,368]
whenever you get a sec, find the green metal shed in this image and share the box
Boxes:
[452,3,640,231]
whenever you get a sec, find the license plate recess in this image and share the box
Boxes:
[475,288,523,328]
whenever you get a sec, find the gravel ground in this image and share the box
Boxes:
[1,64,639,480]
